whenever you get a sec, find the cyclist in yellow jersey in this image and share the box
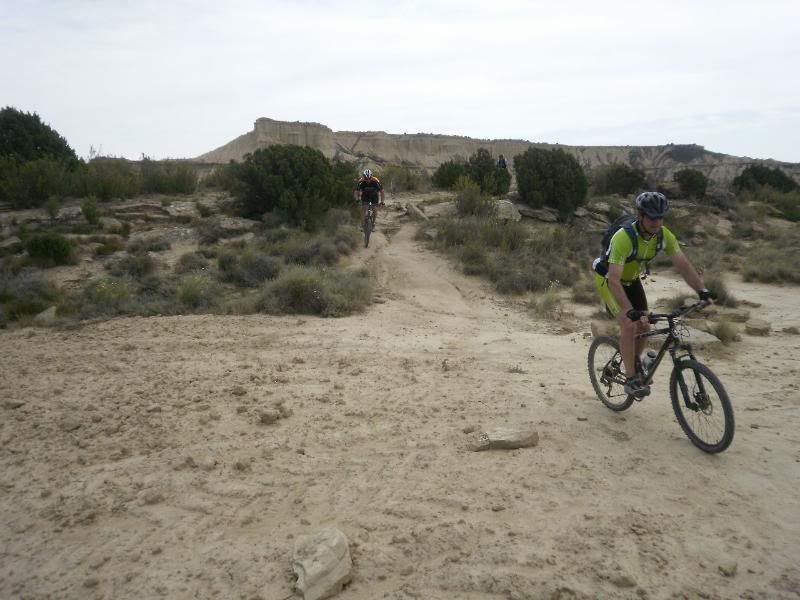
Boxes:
[592,192,716,398]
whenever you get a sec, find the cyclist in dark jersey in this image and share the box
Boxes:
[592,191,715,398]
[354,169,385,229]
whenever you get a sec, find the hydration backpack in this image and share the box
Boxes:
[597,214,663,275]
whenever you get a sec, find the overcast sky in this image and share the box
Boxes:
[3,0,799,162]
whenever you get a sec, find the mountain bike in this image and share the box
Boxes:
[587,300,735,453]
[363,204,376,247]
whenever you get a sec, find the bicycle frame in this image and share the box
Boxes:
[636,301,712,409]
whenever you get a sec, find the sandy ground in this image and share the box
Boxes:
[1,199,799,600]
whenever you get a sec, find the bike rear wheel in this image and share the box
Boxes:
[669,359,734,453]
[588,336,634,411]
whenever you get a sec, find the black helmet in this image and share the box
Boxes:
[635,191,670,218]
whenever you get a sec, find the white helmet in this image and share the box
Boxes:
[363,169,372,179]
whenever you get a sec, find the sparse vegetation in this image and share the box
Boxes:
[733,164,798,193]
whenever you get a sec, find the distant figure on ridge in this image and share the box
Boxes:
[497,154,507,170]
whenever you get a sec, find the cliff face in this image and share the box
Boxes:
[197,117,800,185]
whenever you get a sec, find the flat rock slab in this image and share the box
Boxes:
[292,527,352,600]
[472,427,539,451]
[745,319,771,336]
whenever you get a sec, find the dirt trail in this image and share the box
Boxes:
[1,197,799,599]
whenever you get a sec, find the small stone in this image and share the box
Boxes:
[718,561,738,577]
[83,577,99,588]
[611,574,637,588]
[3,400,25,409]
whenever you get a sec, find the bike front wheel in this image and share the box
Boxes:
[588,336,634,412]
[363,214,372,247]
[669,359,734,453]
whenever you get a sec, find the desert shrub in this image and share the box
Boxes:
[737,186,800,222]
[741,247,800,284]
[175,252,210,274]
[432,160,468,189]
[591,163,646,196]
[0,157,74,208]
[126,235,171,254]
[232,145,336,228]
[202,161,239,191]
[79,158,140,201]
[571,275,597,304]
[0,268,61,323]
[673,168,708,198]
[25,232,75,266]
[514,147,588,218]
[80,277,134,314]
[702,272,737,307]
[218,247,282,287]
[176,274,223,309]
[257,265,372,317]
[529,284,564,318]
[81,196,100,225]
[139,157,198,194]
[684,239,740,273]
[709,320,739,345]
[380,164,430,192]
[107,254,157,279]
[45,196,60,220]
[454,177,496,218]
[733,164,798,193]
[94,236,125,256]
[460,243,491,276]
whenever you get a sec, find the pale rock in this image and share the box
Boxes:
[471,427,539,451]
[496,199,521,222]
[292,527,353,600]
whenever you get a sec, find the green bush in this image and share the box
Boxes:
[733,164,798,193]
[81,196,100,225]
[737,186,800,222]
[673,168,708,198]
[514,148,588,218]
[176,274,223,309]
[174,252,210,274]
[454,177,496,218]
[79,158,140,201]
[0,156,74,208]
[432,160,468,189]
[257,265,372,317]
[591,163,646,196]
[107,254,157,279]
[466,148,511,196]
[0,269,61,323]
[80,277,134,315]
[127,235,170,254]
[201,161,239,191]
[140,157,198,194]
[0,107,78,164]
[25,232,74,266]
[218,246,282,287]
[232,145,337,228]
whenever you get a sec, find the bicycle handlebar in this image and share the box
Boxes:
[648,299,711,324]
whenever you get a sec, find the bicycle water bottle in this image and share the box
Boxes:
[642,350,657,373]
